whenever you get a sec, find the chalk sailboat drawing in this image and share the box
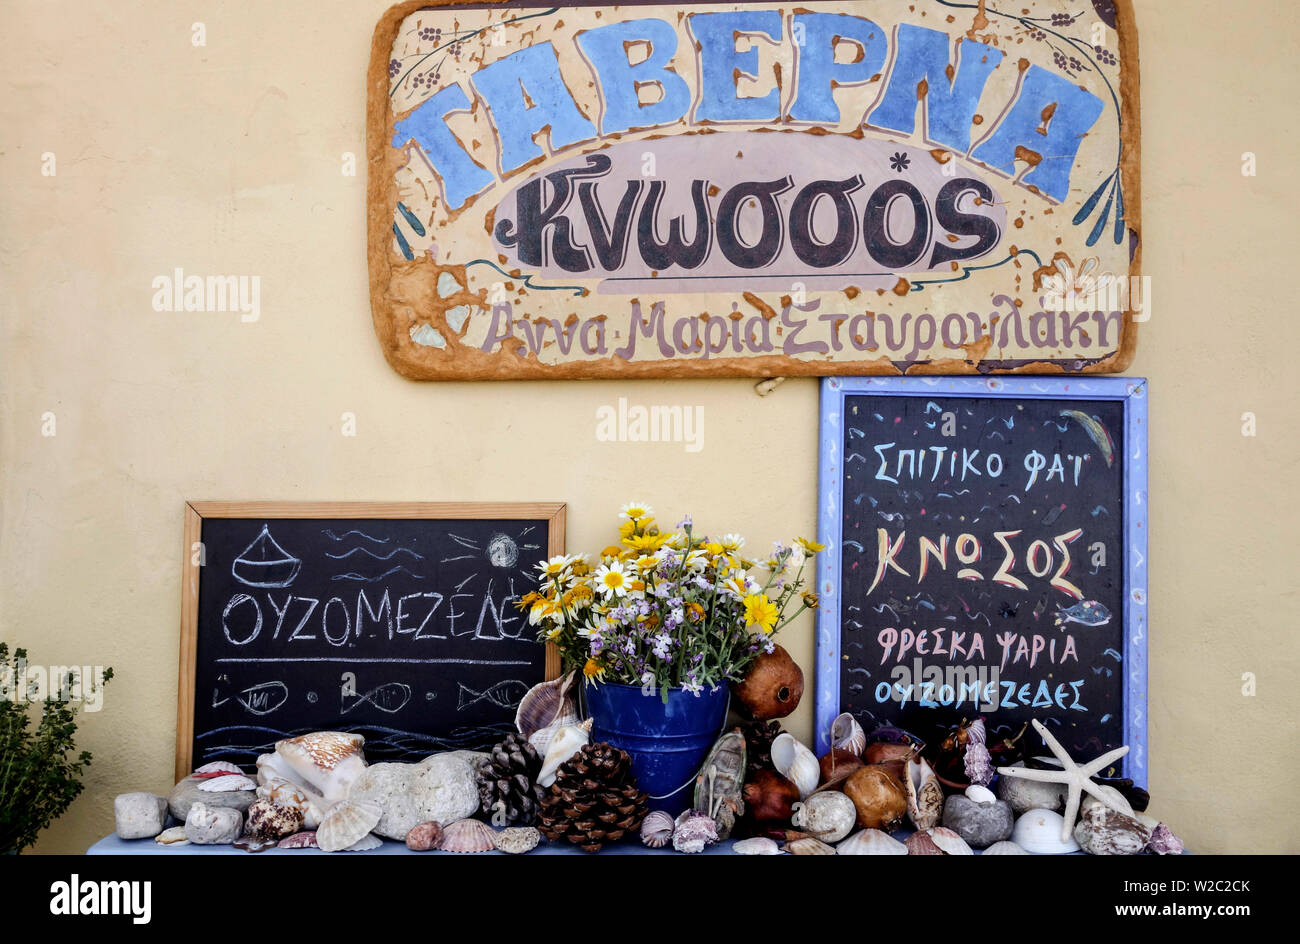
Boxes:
[232,525,302,588]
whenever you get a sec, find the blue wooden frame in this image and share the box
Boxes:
[816,376,1149,787]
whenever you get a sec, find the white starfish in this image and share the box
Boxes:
[997,719,1130,842]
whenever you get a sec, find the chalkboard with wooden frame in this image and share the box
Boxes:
[176,501,564,781]
[816,378,1148,786]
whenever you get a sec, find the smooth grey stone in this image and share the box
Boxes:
[169,775,255,822]
[942,795,1014,849]
[114,793,168,839]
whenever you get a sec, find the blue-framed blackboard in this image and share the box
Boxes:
[816,377,1148,786]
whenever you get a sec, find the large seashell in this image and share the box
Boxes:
[790,791,856,843]
[495,826,540,854]
[437,818,497,853]
[277,831,319,849]
[537,723,589,788]
[193,761,243,777]
[317,799,382,852]
[904,757,943,830]
[1073,805,1151,856]
[272,731,367,807]
[983,840,1029,855]
[517,672,580,746]
[1012,808,1081,855]
[340,833,382,852]
[837,828,908,856]
[784,837,836,855]
[732,837,783,855]
[844,766,907,831]
[256,777,326,831]
[904,831,944,855]
[672,810,719,854]
[694,730,746,839]
[928,826,974,855]
[640,810,675,849]
[198,774,256,792]
[770,733,819,800]
[829,712,866,757]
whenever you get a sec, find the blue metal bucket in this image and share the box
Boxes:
[585,682,730,815]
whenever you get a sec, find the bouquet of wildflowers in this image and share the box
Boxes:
[519,503,821,699]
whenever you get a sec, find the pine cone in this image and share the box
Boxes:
[742,720,783,778]
[537,742,648,853]
[475,733,544,826]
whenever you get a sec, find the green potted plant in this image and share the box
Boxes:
[0,643,112,854]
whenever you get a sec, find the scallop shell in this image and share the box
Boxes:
[517,672,580,744]
[1011,808,1081,855]
[784,837,836,855]
[928,826,974,855]
[982,840,1029,855]
[905,757,943,830]
[640,810,675,849]
[154,827,190,846]
[198,774,256,792]
[829,712,866,757]
[316,799,382,852]
[193,761,243,776]
[732,837,783,855]
[339,833,382,852]
[965,784,997,804]
[904,831,944,855]
[771,733,819,800]
[837,828,908,855]
[437,818,497,853]
[277,831,319,849]
[790,791,857,843]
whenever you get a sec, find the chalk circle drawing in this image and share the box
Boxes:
[212,680,289,716]
[306,691,318,703]
[486,532,519,568]
[342,681,413,715]
[232,524,302,588]
[457,680,528,712]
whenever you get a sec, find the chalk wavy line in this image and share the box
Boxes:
[325,546,424,562]
[322,529,390,544]
[465,258,585,296]
[330,565,425,582]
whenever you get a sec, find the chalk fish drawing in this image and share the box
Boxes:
[457,680,529,711]
[341,681,412,715]
[1055,600,1112,628]
[212,680,289,716]
[232,525,301,588]
[1060,410,1115,467]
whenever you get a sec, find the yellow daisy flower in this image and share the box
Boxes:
[743,594,780,633]
[796,537,827,553]
[583,658,606,682]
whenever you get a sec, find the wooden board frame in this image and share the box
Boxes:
[815,377,1148,786]
[175,500,565,781]
[366,0,1142,381]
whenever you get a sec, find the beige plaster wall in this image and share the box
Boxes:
[1,0,1296,853]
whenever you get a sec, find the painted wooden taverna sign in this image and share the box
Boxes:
[368,0,1140,380]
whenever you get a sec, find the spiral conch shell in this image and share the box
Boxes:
[517,672,581,755]
[790,791,856,843]
[771,733,819,800]
[829,712,866,756]
[537,721,590,788]
[905,757,943,830]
